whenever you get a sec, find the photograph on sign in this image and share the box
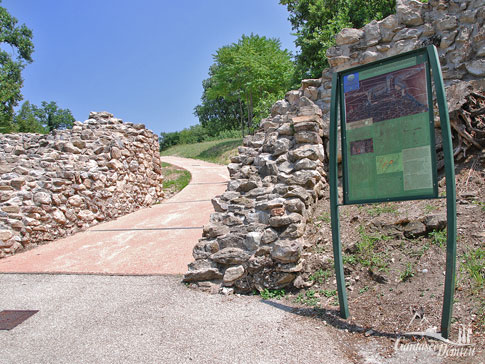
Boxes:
[341,60,437,203]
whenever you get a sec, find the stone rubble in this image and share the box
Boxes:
[184,0,484,292]
[0,111,164,258]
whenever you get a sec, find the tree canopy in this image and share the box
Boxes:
[0,0,34,133]
[280,0,396,80]
[201,34,295,135]
[193,67,245,137]
[13,100,75,133]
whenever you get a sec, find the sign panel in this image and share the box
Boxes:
[329,46,457,338]
[340,53,438,204]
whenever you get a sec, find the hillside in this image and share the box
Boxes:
[160,138,243,165]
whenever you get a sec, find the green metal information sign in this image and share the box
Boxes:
[329,46,457,339]
[340,54,438,203]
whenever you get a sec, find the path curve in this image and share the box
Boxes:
[0,157,228,275]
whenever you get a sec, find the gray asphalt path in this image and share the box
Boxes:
[0,274,351,364]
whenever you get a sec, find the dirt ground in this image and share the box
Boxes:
[279,151,484,363]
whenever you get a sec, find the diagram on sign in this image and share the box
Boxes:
[341,60,436,202]
[344,63,428,126]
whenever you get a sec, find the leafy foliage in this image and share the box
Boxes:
[13,101,46,133]
[13,100,74,133]
[194,69,245,137]
[31,101,74,131]
[203,34,294,134]
[280,0,396,80]
[0,1,34,133]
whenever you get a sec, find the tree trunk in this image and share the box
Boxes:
[246,92,253,135]
[238,96,245,138]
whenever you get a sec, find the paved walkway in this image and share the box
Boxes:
[0,274,353,364]
[0,156,228,275]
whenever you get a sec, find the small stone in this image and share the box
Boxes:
[271,240,301,263]
[335,28,364,45]
[0,229,13,241]
[33,192,52,205]
[52,209,67,225]
[211,247,250,265]
[68,195,84,207]
[466,60,485,77]
[223,265,245,283]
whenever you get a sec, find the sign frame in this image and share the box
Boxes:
[339,49,439,204]
[329,45,457,339]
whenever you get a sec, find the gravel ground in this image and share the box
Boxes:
[0,274,352,364]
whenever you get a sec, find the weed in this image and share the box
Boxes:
[295,290,319,306]
[460,247,484,294]
[260,288,286,300]
[355,225,390,271]
[313,243,326,254]
[359,286,370,294]
[400,262,415,282]
[320,289,337,298]
[472,200,485,212]
[429,229,447,247]
[365,203,397,217]
[309,269,333,284]
[317,212,331,224]
[409,242,430,259]
[343,254,357,265]
[424,204,438,213]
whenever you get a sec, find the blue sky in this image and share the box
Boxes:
[3,0,297,135]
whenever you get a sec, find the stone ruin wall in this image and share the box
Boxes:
[183,0,485,292]
[0,111,164,258]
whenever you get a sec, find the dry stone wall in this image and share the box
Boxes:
[0,111,164,258]
[184,0,484,293]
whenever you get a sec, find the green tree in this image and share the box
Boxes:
[0,1,34,133]
[205,34,294,135]
[33,101,74,131]
[194,68,246,137]
[13,101,46,133]
[280,0,395,80]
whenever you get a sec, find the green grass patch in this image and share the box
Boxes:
[429,229,447,247]
[309,268,333,284]
[160,138,243,165]
[355,225,391,271]
[259,288,286,300]
[364,203,398,217]
[461,247,484,294]
[161,163,191,195]
[400,262,415,282]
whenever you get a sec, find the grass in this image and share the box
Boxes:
[309,268,333,284]
[429,229,447,247]
[295,290,319,306]
[400,262,415,282]
[259,288,286,300]
[160,138,243,165]
[359,203,397,217]
[460,247,484,294]
[472,200,485,212]
[354,225,391,271]
[161,163,191,194]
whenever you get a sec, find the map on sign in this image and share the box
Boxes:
[341,59,437,203]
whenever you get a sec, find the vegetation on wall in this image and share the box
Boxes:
[280,0,396,80]
[0,0,34,133]
[0,2,75,134]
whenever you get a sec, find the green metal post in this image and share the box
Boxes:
[427,45,457,339]
[329,73,349,319]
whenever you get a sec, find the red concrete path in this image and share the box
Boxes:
[0,156,228,275]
